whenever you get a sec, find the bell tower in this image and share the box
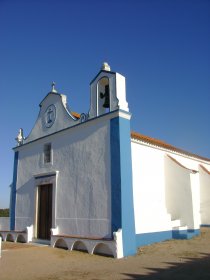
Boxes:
[88,63,129,119]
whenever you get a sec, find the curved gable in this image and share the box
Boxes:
[25,92,80,143]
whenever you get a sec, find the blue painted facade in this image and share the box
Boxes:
[10,151,19,230]
[136,229,200,248]
[110,117,122,233]
[200,224,210,228]
[136,228,200,247]
[172,229,200,239]
[110,114,136,256]
[136,230,172,247]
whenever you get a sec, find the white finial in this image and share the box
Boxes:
[15,128,24,146]
[101,62,111,71]
[51,81,57,93]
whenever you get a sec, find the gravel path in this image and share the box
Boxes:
[1,228,210,279]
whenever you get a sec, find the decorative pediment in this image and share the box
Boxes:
[22,84,82,144]
[15,64,130,146]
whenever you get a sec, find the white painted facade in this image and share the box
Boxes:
[131,137,210,242]
[15,116,112,237]
[1,63,210,258]
[0,218,10,231]
[132,142,172,234]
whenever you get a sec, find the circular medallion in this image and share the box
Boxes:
[44,104,56,128]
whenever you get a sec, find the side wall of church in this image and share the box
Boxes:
[131,142,172,247]
[166,153,210,229]
[131,140,210,246]
[164,155,195,228]
[199,166,210,225]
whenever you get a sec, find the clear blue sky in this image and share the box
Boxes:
[0,0,209,208]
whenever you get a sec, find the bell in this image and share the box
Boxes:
[100,85,110,108]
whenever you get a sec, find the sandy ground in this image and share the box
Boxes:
[1,228,210,280]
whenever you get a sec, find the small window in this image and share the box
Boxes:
[44,143,51,163]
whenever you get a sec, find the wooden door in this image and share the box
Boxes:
[37,184,52,240]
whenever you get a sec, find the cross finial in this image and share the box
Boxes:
[51,81,57,93]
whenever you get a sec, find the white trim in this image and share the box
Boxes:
[131,138,210,165]
[105,110,131,120]
[118,110,131,120]
[14,110,131,151]
[33,170,59,178]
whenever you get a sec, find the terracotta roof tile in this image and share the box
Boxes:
[70,111,210,163]
[72,112,80,119]
[166,154,197,173]
[131,131,210,162]
[200,165,210,174]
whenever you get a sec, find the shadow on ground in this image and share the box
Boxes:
[123,253,210,279]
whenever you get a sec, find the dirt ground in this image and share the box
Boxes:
[1,228,210,280]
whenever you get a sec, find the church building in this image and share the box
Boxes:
[1,63,210,258]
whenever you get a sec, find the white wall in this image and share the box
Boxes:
[199,165,210,225]
[54,118,111,237]
[131,139,209,235]
[190,172,201,228]
[166,153,210,172]
[15,116,111,238]
[164,155,194,228]
[131,142,171,234]
[0,217,10,230]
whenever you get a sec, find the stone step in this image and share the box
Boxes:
[172,225,188,232]
[31,239,50,245]
[171,219,181,227]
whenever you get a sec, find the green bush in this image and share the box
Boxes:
[0,208,9,217]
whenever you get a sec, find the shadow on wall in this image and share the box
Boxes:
[122,253,210,280]
[15,178,35,228]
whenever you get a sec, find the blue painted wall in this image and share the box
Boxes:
[172,229,200,239]
[110,117,122,233]
[136,229,200,248]
[10,151,19,230]
[136,231,172,247]
[110,113,136,256]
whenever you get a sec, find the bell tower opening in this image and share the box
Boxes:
[97,77,110,115]
[88,63,129,119]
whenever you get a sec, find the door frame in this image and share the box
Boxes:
[37,184,53,240]
[34,172,58,239]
